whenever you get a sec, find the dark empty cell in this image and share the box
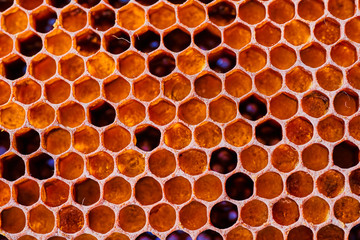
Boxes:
[48,0,71,8]
[3,57,27,80]
[287,225,313,240]
[164,28,191,52]
[225,172,254,200]
[210,147,237,174]
[255,119,282,146]
[14,129,40,155]
[166,230,192,240]
[135,0,158,6]
[107,0,130,8]
[0,0,13,12]
[210,201,238,229]
[77,0,100,8]
[73,178,100,206]
[29,153,54,180]
[0,234,8,240]
[239,95,267,121]
[18,34,43,57]
[208,49,236,73]
[149,53,175,77]
[90,8,115,31]
[33,10,57,33]
[135,126,161,151]
[350,224,360,240]
[194,28,221,50]
[208,2,236,26]
[0,131,10,155]
[105,31,130,54]
[0,154,25,181]
[167,0,187,3]
[89,101,116,127]
[15,179,39,206]
[136,232,161,240]
[197,230,223,240]
[135,30,160,53]
[76,31,101,56]
[333,141,359,169]
[199,0,214,3]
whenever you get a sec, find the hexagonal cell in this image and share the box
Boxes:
[14,178,39,206]
[0,154,24,181]
[225,70,252,98]
[47,0,70,8]
[241,145,268,173]
[227,227,253,240]
[135,176,162,205]
[210,201,238,229]
[314,18,340,45]
[334,197,360,223]
[16,0,42,10]
[30,6,57,33]
[195,73,222,99]
[0,32,12,58]
[238,0,265,24]
[334,90,358,116]
[73,178,100,206]
[225,172,253,200]
[167,231,191,240]
[239,46,267,72]
[178,148,207,176]
[256,172,283,199]
[240,94,267,121]
[345,17,360,43]
[224,23,251,49]
[103,75,130,103]
[89,4,115,31]
[349,116,360,140]
[116,149,144,177]
[270,45,296,70]
[298,0,324,21]
[328,0,355,19]
[45,29,71,56]
[73,126,99,154]
[317,170,344,198]
[194,122,222,148]
[118,205,146,232]
[255,119,282,146]
[288,226,313,240]
[178,98,206,125]
[210,147,237,174]
[75,29,101,57]
[103,28,130,55]
[73,76,100,103]
[149,99,176,126]
[197,230,222,240]
[58,152,84,180]
[163,73,191,101]
[0,102,25,129]
[194,174,222,202]
[179,201,207,230]
[149,149,176,178]
[177,48,205,75]
[284,20,310,46]
[133,75,160,101]
[208,48,236,73]
[29,153,54,180]
[29,54,56,81]
[331,41,357,67]
[45,79,70,104]
[60,5,87,32]
[208,1,236,26]
[88,100,116,127]
[58,206,84,233]
[117,3,145,30]
[76,0,100,8]
[302,143,329,171]
[117,100,145,127]
[164,176,191,205]
[255,69,282,96]
[255,22,281,47]
[333,141,359,169]
[14,78,41,104]
[268,0,295,24]
[0,179,10,207]
[241,200,268,227]
[59,54,84,81]
[209,96,237,123]
[302,91,329,118]
[0,54,27,80]
[0,130,10,156]
[0,0,13,12]
[87,52,115,79]
[148,2,175,30]
[270,93,298,120]
[14,128,40,155]
[350,225,360,240]
[41,179,69,207]
[350,169,360,195]
[1,7,28,34]
[149,52,175,77]
[135,125,161,151]
[286,171,313,197]
[164,123,192,149]
[286,117,313,145]
[0,207,26,233]
[316,65,342,91]
[178,1,205,28]
[317,115,344,142]
[103,125,131,152]
[89,206,115,234]
[164,27,191,52]
[134,28,160,53]
[103,176,131,204]
[15,31,42,57]
[118,51,145,78]
[29,205,55,234]
[272,144,299,172]
[272,198,299,226]
[300,43,326,68]
[286,66,313,93]
[43,127,71,154]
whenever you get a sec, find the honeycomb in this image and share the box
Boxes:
[1,0,360,239]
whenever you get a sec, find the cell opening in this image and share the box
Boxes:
[14,128,40,155]
[333,141,359,169]
[164,28,191,52]
[197,230,223,240]
[225,172,254,200]
[136,232,160,240]
[104,29,130,55]
[208,48,236,73]
[2,56,27,80]
[73,178,100,206]
[210,201,238,229]
[134,30,160,53]
[255,119,282,146]
[239,95,267,121]
[32,7,57,33]
[135,125,161,151]
[89,100,116,127]
[17,32,43,57]
[0,131,10,155]
[194,27,221,51]
[29,153,54,180]
[210,147,237,174]
[149,53,175,77]
[166,230,192,240]
[47,0,70,8]
[208,1,236,26]
[0,154,25,181]
[90,6,115,31]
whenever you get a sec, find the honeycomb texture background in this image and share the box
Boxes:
[1,0,360,239]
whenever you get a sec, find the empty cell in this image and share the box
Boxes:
[28,102,55,129]
[14,79,41,105]
[257,227,283,240]
[47,0,70,8]
[331,41,357,67]
[210,201,238,229]
[133,75,160,101]
[287,226,313,240]
[314,18,340,45]
[136,232,160,240]
[197,230,223,240]
[334,196,360,223]
[298,0,324,21]
[270,93,298,120]
[194,25,221,51]
[87,151,114,180]
[329,0,355,19]
[224,23,251,50]
[149,203,176,232]
[58,205,84,233]
[103,75,130,103]
[303,196,329,224]
[0,131,9,156]
[195,73,222,99]
[0,0,13,12]
[30,54,56,81]
[0,180,10,206]
[59,54,85,81]
[210,147,237,174]
[0,207,26,233]
[89,100,116,127]
[286,171,314,197]
[0,81,11,106]
[239,46,267,73]
[255,69,283,96]
[241,145,268,173]
[194,174,222,202]
[117,3,145,30]
[284,20,310,46]
[29,153,54,180]
[302,143,329,171]
[270,45,296,70]
[76,0,100,8]
[255,119,282,146]
[286,66,313,93]
[2,7,28,34]
[350,224,360,240]
[0,102,25,129]
[119,205,146,232]
[300,43,326,68]
[149,3,176,29]
[227,226,252,240]
[255,22,281,47]
[116,149,145,177]
[149,149,176,178]
[166,231,192,240]
[73,126,99,154]
[164,123,192,149]
[60,5,87,32]
[241,200,268,227]
[0,154,24,181]
[135,125,161,151]
[31,6,57,33]
[135,176,162,205]
[272,144,299,172]
[195,122,222,148]
[317,115,344,142]
[238,0,265,24]
[208,1,235,26]
[178,48,205,75]
[14,179,39,206]
[17,0,42,9]
[16,31,42,57]
[180,201,207,230]
[334,90,358,116]
[88,206,115,234]
[272,198,299,225]
[256,172,283,199]
[286,117,313,145]
[268,0,294,23]
[164,176,191,204]
[105,0,129,8]
[163,73,191,101]
[117,100,145,127]
[178,2,205,28]
[1,55,27,80]
[42,179,69,207]
[75,30,101,57]
[317,170,345,198]
[208,48,236,73]
[333,141,359,168]
[317,225,344,240]
[134,29,160,53]
[90,5,115,31]
[118,51,145,78]
[225,172,253,200]
[104,28,130,55]
[302,91,329,118]
[178,148,207,175]
[240,94,267,121]
[87,52,115,79]
[345,17,360,43]
[29,205,55,234]
[149,99,176,126]
[225,70,252,98]
[58,101,85,128]
[164,27,191,52]
[73,178,100,206]
[73,76,100,103]
[103,176,131,204]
